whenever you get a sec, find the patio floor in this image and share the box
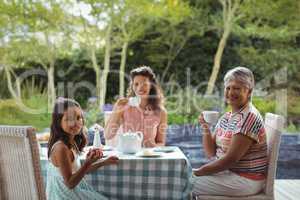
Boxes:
[275,179,300,200]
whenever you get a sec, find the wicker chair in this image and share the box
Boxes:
[194,113,284,200]
[0,125,46,200]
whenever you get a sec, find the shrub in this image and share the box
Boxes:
[252,96,276,116]
[285,122,299,133]
[0,96,51,131]
[288,95,300,118]
[84,105,105,128]
[166,88,222,125]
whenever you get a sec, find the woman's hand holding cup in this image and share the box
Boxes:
[199,111,219,134]
[201,111,219,125]
[198,113,210,130]
[114,98,129,112]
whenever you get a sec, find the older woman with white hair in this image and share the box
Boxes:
[192,67,267,196]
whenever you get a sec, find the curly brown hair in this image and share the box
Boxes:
[127,66,164,111]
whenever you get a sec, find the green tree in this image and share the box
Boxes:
[0,1,26,100]
[236,0,300,73]
[205,0,242,95]
[147,0,208,83]
[27,1,73,108]
[77,0,116,108]
[1,1,73,109]
[115,0,154,97]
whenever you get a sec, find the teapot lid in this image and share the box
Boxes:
[123,130,141,137]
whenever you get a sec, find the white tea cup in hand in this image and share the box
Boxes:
[128,96,141,107]
[202,111,219,124]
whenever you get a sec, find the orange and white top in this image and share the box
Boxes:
[214,103,268,180]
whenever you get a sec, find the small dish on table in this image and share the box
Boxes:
[153,146,176,153]
[136,149,161,158]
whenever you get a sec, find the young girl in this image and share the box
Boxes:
[47,98,119,200]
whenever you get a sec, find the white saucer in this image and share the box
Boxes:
[102,145,113,151]
[153,146,176,153]
[135,151,161,158]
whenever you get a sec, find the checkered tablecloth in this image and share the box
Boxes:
[40,147,193,200]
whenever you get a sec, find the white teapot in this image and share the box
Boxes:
[117,131,143,154]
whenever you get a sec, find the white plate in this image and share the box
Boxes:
[135,151,161,158]
[153,147,176,153]
[102,145,113,151]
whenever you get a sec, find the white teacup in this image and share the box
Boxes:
[202,111,219,124]
[128,96,141,107]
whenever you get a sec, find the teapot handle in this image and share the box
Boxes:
[136,131,144,141]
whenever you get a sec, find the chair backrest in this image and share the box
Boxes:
[264,113,284,196]
[0,125,46,200]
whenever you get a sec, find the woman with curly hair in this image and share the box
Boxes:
[104,66,167,147]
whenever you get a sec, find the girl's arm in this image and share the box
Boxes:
[86,156,119,173]
[51,144,92,189]
[104,98,127,140]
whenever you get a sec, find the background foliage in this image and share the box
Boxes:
[0,0,299,132]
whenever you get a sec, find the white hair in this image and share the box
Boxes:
[224,66,255,90]
[224,67,255,101]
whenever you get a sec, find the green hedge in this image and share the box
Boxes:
[166,89,222,125]
[0,96,51,131]
[0,94,299,132]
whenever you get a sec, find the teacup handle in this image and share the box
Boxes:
[136,131,143,141]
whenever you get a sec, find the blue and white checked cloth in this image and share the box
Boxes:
[40,147,193,200]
